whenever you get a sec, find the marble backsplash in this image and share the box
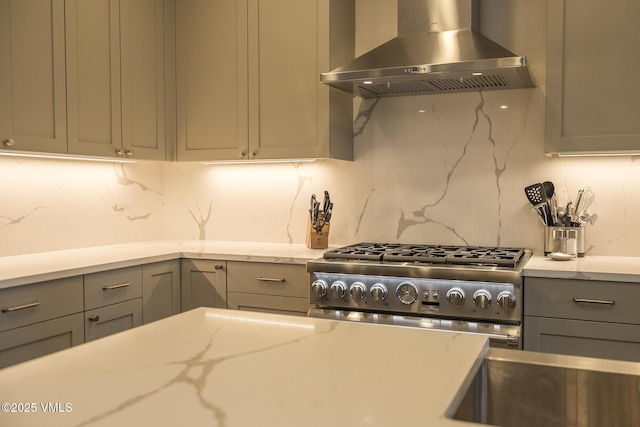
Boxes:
[2,0,638,258]
[2,85,640,257]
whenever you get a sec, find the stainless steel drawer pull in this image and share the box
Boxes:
[102,282,131,291]
[89,315,100,322]
[2,301,41,313]
[573,297,615,305]
[257,277,286,283]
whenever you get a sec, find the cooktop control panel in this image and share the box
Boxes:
[310,272,520,323]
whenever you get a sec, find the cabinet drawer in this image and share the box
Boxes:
[524,277,640,324]
[84,266,143,310]
[227,292,310,317]
[0,313,84,369]
[85,298,142,342]
[227,262,309,298]
[0,276,84,332]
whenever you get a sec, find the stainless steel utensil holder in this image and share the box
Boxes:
[544,226,585,257]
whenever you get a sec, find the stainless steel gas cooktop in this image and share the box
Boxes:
[307,243,532,348]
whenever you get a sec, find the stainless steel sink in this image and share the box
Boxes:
[449,348,640,427]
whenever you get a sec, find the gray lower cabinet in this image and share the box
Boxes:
[0,313,84,369]
[523,277,640,362]
[142,260,181,324]
[0,276,84,368]
[83,265,143,342]
[85,299,142,342]
[226,261,310,316]
[180,259,227,311]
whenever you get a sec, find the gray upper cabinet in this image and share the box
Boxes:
[0,0,67,154]
[66,0,167,160]
[545,0,640,155]
[175,0,248,161]
[175,0,354,162]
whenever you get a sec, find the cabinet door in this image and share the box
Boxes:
[524,316,640,363]
[120,0,166,160]
[0,0,67,154]
[85,298,142,342]
[248,0,354,160]
[227,292,310,317]
[545,0,640,155]
[175,0,248,161]
[0,313,84,369]
[66,0,122,157]
[248,0,322,159]
[181,259,227,312]
[142,260,180,324]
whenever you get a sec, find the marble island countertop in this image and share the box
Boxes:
[0,308,488,427]
[0,240,332,289]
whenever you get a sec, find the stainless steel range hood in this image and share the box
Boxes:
[321,0,535,98]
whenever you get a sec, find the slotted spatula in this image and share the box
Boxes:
[524,183,552,225]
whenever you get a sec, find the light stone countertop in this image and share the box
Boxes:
[0,240,332,289]
[522,255,640,283]
[3,241,640,290]
[0,307,487,427]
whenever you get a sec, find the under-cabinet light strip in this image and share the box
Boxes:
[201,158,317,165]
[0,151,137,163]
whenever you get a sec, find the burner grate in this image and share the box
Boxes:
[382,245,460,264]
[323,243,526,268]
[323,243,402,261]
[447,247,525,267]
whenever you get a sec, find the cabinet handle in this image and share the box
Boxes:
[2,301,40,313]
[89,315,100,322]
[257,277,286,283]
[125,150,133,157]
[573,297,615,305]
[214,264,224,270]
[115,149,123,156]
[2,138,16,147]
[103,282,131,290]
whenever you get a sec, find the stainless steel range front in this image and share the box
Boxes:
[307,243,532,348]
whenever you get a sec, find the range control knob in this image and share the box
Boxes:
[370,283,387,301]
[311,280,328,298]
[473,290,492,309]
[349,282,366,300]
[497,291,517,311]
[330,281,347,298]
[446,288,465,307]
[397,282,418,305]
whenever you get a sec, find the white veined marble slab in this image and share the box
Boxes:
[0,308,488,427]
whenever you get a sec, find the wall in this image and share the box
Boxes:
[0,156,164,256]
[1,0,639,257]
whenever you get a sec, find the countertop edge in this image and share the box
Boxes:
[0,240,330,289]
[522,255,640,283]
